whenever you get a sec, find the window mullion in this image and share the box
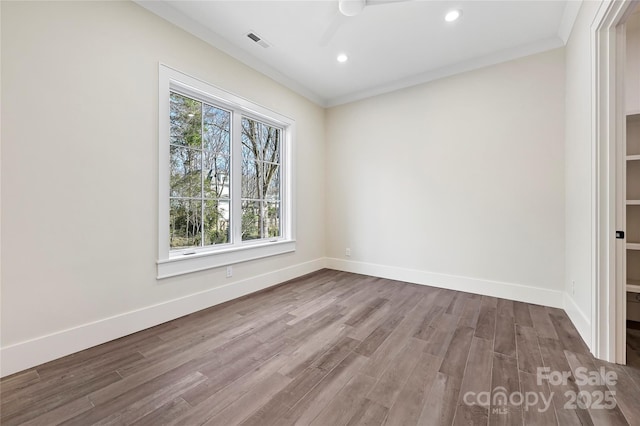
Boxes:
[281,129,288,240]
[232,111,243,246]
[201,103,205,247]
[161,66,295,278]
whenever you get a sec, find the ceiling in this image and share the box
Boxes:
[137,0,580,107]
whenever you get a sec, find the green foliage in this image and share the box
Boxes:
[170,93,202,148]
[168,92,281,249]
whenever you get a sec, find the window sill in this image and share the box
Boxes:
[157,240,296,279]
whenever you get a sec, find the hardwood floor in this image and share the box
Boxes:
[2,269,639,425]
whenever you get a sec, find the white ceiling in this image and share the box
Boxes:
[137,0,581,107]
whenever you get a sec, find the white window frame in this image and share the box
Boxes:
[157,64,296,279]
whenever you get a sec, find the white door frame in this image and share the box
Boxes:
[592,0,638,363]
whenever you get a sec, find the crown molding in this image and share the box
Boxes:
[134,0,328,107]
[326,36,565,107]
[136,0,572,109]
[558,0,583,44]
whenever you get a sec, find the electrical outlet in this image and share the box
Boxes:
[572,280,575,295]
[345,248,351,257]
[226,266,233,278]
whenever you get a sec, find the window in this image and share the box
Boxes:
[169,93,231,249]
[241,117,282,241]
[158,65,295,278]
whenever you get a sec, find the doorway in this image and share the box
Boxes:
[623,7,640,367]
[592,0,639,365]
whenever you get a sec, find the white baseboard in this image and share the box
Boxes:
[1,258,584,378]
[0,258,326,378]
[325,258,564,309]
[563,292,592,349]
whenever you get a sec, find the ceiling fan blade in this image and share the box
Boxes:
[320,12,345,46]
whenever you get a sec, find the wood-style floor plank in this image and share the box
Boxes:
[439,325,474,379]
[452,337,493,426]
[529,305,559,340]
[538,339,594,426]
[384,352,442,426]
[475,299,497,341]
[515,325,543,375]
[494,314,516,358]
[518,370,557,426]
[458,297,481,329]
[309,373,377,426]
[513,302,534,328]
[424,313,458,358]
[280,351,368,426]
[489,353,522,426]
[418,372,462,426]
[366,337,426,408]
[564,351,629,426]
[129,398,190,426]
[593,357,640,423]
[202,372,291,426]
[2,269,637,426]
[345,398,388,426]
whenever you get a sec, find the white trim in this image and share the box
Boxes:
[558,1,584,44]
[591,0,639,363]
[326,36,564,107]
[0,258,326,378]
[563,292,593,348]
[158,64,296,278]
[157,240,296,279]
[137,0,568,108]
[325,258,564,309]
[134,1,326,106]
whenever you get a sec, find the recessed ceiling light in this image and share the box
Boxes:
[445,9,461,22]
[337,53,348,63]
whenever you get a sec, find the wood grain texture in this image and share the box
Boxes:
[418,372,462,426]
[452,337,493,426]
[489,353,521,426]
[493,314,516,358]
[384,352,442,426]
[1,270,637,426]
[475,299,497,341]
[515,325,543,375]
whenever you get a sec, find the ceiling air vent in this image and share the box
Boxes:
[246,31,271,49]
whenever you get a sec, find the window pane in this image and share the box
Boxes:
[241,117,280,163]
[203,200,230,246]
[170,146,202,198]
[241,159,279,200]
[241,200,260,241]
[241,156,258,199]
[170,199,202,249]
[170,92,202,148]
[203,104,230,155]
[263,127,280,164]
[242,142,255,164]
[266,201,281,237]
[265,164,280,200]
[203,152,230,199]
[241,200,280,241]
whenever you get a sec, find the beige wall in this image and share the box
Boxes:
[2,0,598,375]
[1,1,325,372]
[326,48,566,295]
